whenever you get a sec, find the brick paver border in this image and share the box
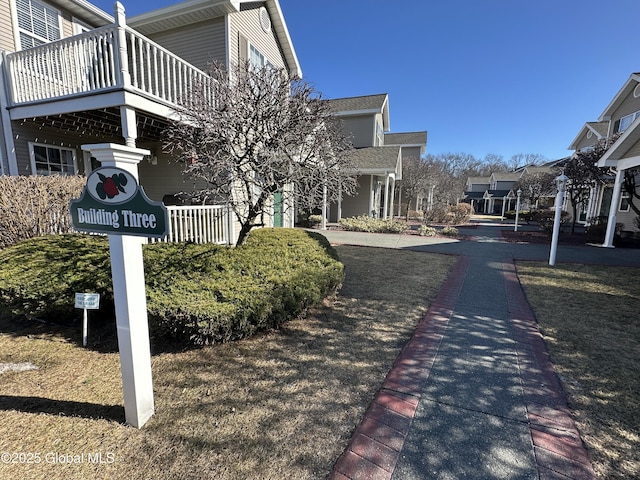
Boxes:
[503,259,597,480]
[330,255,469,480]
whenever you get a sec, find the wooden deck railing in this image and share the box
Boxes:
[4,6,210,108]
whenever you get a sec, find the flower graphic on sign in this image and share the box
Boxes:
[95,172,128,200]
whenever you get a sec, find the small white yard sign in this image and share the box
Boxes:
[75,293,100,348]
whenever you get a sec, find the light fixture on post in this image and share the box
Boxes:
[549,172,569,266]
[514,188,522,232]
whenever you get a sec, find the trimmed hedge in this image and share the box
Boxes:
[0,229,343,345]
[339,215,408,233]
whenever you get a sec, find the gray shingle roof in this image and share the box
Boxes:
[327,94,388,113]
[384,131,427,146]
[350,146,401,172]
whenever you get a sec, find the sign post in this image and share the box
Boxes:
[75,293,100,347]
[71,143,166,428]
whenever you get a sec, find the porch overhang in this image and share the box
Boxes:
[597,115,640,170]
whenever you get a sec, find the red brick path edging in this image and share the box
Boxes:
[503,259,597,480]
[330,255,597,480]
[329,256,469,480]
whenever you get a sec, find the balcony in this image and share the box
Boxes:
[3,11,210,119]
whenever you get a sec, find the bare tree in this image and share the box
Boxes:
[508,153,547,171]
[513,171,558,211]
[397,156,430,218]
[164,62,357,245]
[563,137,616,233]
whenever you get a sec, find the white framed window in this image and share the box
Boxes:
[249,44,266,69]
[29,143,76,175]
[619,191,630,212]
[16,0,61,49]
[376,122,384,146]
[618,111,640,133]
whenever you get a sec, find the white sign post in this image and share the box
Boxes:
[79,143,156,429]
[75,293,100,347]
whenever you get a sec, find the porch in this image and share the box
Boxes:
[1,2,210,175]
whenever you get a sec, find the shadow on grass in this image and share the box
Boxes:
[0,395,124,422]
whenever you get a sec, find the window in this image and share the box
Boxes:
[30,143,76,175]
[16,0,61,49]
[376,122,384,146]
[620,191,630,212]
[618,111,640,133]
[249,44,266,69]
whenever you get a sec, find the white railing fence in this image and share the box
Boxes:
[150,205,233,245]
[5,17,211,108]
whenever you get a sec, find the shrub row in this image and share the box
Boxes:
[339,215,408,233]
[417,225,458,237]
[0,229,343,345]
[423,203,474,225]
[0,175,85,249]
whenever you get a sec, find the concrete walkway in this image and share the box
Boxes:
[324,218,639,480]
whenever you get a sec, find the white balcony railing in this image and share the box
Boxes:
[150,205,234,245]
[5,8,211,108]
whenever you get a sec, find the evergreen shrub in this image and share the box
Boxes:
[0,229,343,345]
[339,215,408,233]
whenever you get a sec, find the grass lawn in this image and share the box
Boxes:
[516,262,640,480]
[0,245,455,480]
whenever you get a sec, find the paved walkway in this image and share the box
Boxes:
[322,218,640,480]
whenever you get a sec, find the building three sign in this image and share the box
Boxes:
[70,167,167,238]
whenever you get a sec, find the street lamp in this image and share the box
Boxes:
[514,189,522,232]
[549,173,569,266]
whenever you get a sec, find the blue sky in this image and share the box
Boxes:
[97,0,639,162]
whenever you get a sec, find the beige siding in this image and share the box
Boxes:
[625,137,640,159]
[340,116,375,148]
[10,122,111,175]
[144,18,227,71]
[230,5,285,68]
[611,92,640,123]
[574,132,598,152]
[401,146,421,160]
[0,0,15,51]
[337,175,372,220]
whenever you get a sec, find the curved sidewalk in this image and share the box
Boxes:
[322,219,626,480]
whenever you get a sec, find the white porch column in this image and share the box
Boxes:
[337,185,343,221]
[369,176,375,216]
[82,143,154,429]
[388,175,395,220]
[321,183,327,230]
[603,169,624,248]
[120,106,137,148]
[115,2,131,88]
[0,54,18,175]
[383,173,390,220]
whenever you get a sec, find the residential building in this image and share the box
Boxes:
[0,0,301,237]
[326,93,427,221]
[567,72,640,246]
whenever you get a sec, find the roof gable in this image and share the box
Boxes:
[350,146,401,174]
[598,72,640,121]
[129,0,301,77]
[384,131,427,147]
[328,94,390,131]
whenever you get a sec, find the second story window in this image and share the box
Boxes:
[16,0,61,49]
[249,44,266,69]
[618,111,640,133]
[376,122,384,146]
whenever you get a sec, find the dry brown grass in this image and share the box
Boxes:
[0,245,455,480]
[516,262,640,480]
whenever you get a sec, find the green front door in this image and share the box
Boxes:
[273,191,284,227]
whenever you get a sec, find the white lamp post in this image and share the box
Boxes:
[549,173,569,266]
[514,189,522,232]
